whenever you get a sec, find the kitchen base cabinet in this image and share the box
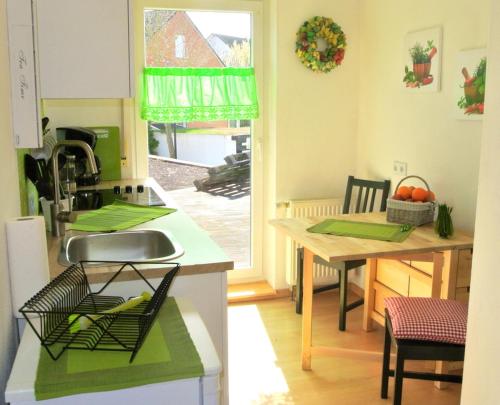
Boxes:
[90,271,228,405]
[5,299,221,405]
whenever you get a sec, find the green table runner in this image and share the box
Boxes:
[307,219,414,242]
[35,298,204,400]
[70,200,176,232]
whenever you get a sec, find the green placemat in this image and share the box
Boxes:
[70,200,176,232]
[35,298,203,400]
[307,219,414,242]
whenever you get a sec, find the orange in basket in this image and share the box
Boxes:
[396,186,412,200]
[411,187,428,202]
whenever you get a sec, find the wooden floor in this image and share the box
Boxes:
[228,281,289,304]
[228,290,462,405]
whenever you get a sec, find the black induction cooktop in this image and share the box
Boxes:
[72,185,164,211]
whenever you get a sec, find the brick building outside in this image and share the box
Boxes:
[145,10,223,68]
[145,10,228,129]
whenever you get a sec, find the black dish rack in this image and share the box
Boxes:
[20,261,180,363]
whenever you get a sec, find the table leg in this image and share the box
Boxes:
[435,250,458,390]
[440,250,458,299]
[431,252,444,299]
[301,247,314,370]
[363,258,377,331]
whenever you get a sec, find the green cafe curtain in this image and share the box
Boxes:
[140,67,259,123]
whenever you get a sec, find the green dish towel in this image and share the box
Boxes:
[35,298,204,400]
[70,200,176,232]
[307,219,414,242]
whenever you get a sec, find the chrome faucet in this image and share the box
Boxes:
[50,141,99,237]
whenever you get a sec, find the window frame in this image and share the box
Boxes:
[132,0,264,284]
[174,34,186,58]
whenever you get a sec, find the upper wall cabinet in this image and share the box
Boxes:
[35,0,134,99]
[7,0,42,148]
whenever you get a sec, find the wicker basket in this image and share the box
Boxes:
[386,175,435,226]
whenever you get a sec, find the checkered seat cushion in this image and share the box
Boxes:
[384,297,468,345]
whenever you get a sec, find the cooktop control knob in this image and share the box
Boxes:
[125,185,133,194]
[113,185,121,194]
[137,185,144,193]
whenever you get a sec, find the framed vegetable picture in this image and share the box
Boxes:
[454,48,487,120]
[402,27,442,92]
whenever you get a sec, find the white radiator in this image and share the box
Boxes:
[283,198,344,287]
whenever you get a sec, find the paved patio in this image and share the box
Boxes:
[149,157,250,269]
[149,156,207,191]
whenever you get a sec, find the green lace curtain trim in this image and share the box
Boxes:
[141,67,259,123]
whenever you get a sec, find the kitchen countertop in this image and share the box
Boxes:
[47,178,234,283]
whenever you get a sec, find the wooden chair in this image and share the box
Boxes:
[381,297,467,405]
[295,175,391,331]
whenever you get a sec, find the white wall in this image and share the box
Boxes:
[275,0,360,202]
[266,0,361,289]
[0,0,21,402]
[461,0,500,402]
[357,0,489,232]
[153,131,170,157]
[41,99,124,136]
[176,134,236,166]
[153,132,237,165]
[41,99,132,176]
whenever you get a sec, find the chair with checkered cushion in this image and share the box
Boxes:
[381,297,467,405]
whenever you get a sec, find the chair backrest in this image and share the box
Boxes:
[342,176,391,214]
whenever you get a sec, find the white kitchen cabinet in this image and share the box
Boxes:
[35,0,134,98]
[5,299,221,405]
[6,0,42,148]
[92,272,229,405]
[6,0,134,147]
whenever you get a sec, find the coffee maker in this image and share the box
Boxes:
[56,127,101,186]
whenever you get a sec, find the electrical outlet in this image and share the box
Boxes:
[393,161,407,176]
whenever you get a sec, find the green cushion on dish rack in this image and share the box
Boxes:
[66,320,171,374]
[307,219,414,242]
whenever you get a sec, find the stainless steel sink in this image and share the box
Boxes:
[59,229,184,266]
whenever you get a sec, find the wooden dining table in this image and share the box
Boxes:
[270,212,474,371]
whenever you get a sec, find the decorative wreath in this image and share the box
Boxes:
[295,16,347,73]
